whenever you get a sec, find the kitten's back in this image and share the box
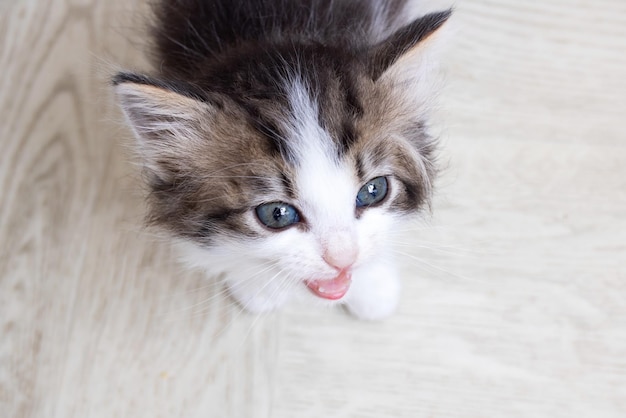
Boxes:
[152,0,412,77]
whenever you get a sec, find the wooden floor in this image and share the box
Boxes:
[2,1,626,417]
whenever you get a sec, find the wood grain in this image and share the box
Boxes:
[1,0,625,417]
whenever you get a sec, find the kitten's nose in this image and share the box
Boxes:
[322,231,358,271]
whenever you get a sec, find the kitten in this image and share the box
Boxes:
[114,0,451,320]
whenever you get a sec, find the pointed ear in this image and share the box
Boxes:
[369,9,452,82]
[113,73,215,179]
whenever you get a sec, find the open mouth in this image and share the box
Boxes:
[305,269,352,300]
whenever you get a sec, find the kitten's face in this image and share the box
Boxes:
[117,68,433,298]
[115,10,448,307]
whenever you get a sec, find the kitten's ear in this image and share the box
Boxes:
[369,9,452,83]
[113,73,214,178]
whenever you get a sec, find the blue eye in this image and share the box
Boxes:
[356,177,388,208]
[255,202,301,229]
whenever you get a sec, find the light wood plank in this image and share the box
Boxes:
[1,0,625,417]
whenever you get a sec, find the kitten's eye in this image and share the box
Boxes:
[255,202,301,229]
[356,177,388,208]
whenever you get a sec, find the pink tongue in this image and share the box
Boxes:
[306,270,352,300]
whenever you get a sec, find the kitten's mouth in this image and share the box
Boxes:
[305,270,352,300]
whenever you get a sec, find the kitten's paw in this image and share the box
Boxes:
[226,280,287,314]
[344,262,400,321]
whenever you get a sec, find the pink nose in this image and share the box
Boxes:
[323,250,357,270]
[322,243,358,271]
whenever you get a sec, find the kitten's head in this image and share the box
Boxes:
[114,10,451,306]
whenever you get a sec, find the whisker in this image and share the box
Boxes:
[235,270,295,349]
[157,260,278,321]
[393,249,490,285]
[201,161,270,177]
[390,242,481,258]
[195,175,283,183]
[216,267,291,349]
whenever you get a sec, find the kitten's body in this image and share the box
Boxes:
[115,0,450,319]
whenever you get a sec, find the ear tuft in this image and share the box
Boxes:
[112,72,154,86]
[113,73,215,178]
[369,9,452,81]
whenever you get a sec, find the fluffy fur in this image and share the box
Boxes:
[114,0,451,320]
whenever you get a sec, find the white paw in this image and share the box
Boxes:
[344,260,400,321]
